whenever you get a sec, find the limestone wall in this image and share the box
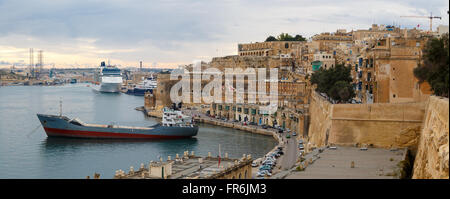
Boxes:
[307,92,333,147]
[307,92,425,148]
[412,96,449,179]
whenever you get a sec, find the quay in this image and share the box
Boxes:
[141,107,297,178]
[113,151,253,179]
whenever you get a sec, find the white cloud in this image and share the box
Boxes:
[0,0,448,68]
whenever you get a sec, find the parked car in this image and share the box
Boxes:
[298,144,304,150]
[261,125,268,129]
[277,151,284,155]
[251,162,259,167]
[256,172,265,177]
[292,132,297,136]
[286,134,291,139]
[262,161,275,166]
[298,140,303,144]
[260,170,272,176]
[257,170,272,177]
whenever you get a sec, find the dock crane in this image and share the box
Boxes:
[400,12,442,32]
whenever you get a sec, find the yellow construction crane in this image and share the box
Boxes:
[400,12,442,32]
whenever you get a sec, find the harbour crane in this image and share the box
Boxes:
[400,13,442,32]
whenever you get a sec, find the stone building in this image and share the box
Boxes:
[114,153,253,179]
[238,41,305,57]
[352,36,432,103]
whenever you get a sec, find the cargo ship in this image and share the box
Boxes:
[92,61,123,93]
[37,107,198,139]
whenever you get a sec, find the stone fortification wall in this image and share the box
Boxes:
[412,96,449,179]
[307,92,425,148]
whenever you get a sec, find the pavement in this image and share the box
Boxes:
[284,146,406,179]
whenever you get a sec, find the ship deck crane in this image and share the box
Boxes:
[400,13,442,32]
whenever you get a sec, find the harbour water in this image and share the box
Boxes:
[0,84,277,178]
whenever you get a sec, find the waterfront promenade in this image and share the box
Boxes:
[182,109,304,178]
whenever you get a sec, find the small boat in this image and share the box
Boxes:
[37,106,198,139]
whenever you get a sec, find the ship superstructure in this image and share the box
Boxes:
[126,74,157,96]
[93,61,123,93]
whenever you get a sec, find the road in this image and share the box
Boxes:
[280,135,298,170]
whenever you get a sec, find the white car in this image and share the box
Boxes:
[263,161,274,165]
[258,170,272,177]
[251,162,259,167]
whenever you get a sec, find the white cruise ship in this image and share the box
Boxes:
[93,62,123,93]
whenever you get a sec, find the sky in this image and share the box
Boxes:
[0,0,448,69]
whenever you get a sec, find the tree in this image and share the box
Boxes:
[294,34,306,41]
[277,33,295,41]
[264,33,307,42]
[413,33,449,97]
[265,36,277,42]
[310,64,355,103]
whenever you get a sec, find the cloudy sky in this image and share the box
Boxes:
[0,0,448,68]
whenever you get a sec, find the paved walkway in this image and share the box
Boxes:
[284,146,406,179]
